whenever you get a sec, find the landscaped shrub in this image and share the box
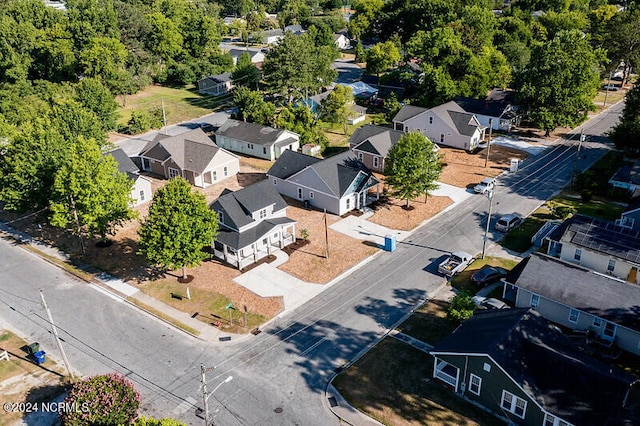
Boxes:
[60,373,141,425]
[134,416,186,426]
[446,293,476,323]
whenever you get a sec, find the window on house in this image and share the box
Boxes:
[373,156,379,168]
[262,238,267,245]
[429,116,433,124]
[544,413,573,426]
[440,134,445,143]
[604,321,616,339]
[273,179,277,185]
[483,363,491,372]
[216,211,224,222]
[224,166,228,177]
[259,209,267,219]
[297,187,303,199]
[569,308,579,323]
[346,198,350,209]
[139,190,145,201]
[358,152,363,161]
[574,249,582,261]
[263,147,267,155]
[213,171,217,181]
[500,390,526,419]
[607,259,616,272]
[468,374,481,396]
[593,317,602,327]
[168,168,180,179]
[309,192,314,199]
[530,294,540,309]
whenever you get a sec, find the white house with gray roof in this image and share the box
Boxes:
[392,101,486,151]
[545,214,640,284]
[504,252,640,356]
[349,124,404,173]
[215,119,300,161]
[210,180,296,269]
[267,150,380,216]
[139,128,240,188]
[104,148,152,206]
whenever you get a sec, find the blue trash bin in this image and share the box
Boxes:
[33,350,46,365]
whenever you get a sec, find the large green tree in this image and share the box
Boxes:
[365,41,401,77]
[49,136,136,252]
[231,52,260,89]
[384,132,442,208]
[138,177,218,280]
[262,32,337,103]
[233,86,276,125]
[516,30,602,135]
[319,85,354,134]
[604,8,640,85]
[608,84,640,154]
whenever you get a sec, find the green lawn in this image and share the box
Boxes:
[450,256,518,294]
[116,84,232,128]
[395,299,458,345]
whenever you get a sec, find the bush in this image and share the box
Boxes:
[446,293,475,323]
[60,373,140,425]
[552,205,576,219]
[135,417,186,426]
[127,109,151,135]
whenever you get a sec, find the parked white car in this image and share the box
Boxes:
[495,214,522,232]
[474,177,495,194]
[438,251,474,277]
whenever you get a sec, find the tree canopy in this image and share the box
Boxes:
[608,84,640,154]
[138,177,218,279]
[319,85,354,134]
[383,132,443,208]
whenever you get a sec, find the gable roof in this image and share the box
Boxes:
[393,105,428,122]
[349,124,404,157]
[215,119,298,147]
[266,149,322,179]
[507,253,640,332]
[210,179,288,231]
[200,72,232,84]
[547,214,640,264]
[432,308,636,425]
[393,101,484,137]
[268,150,379,197]
[105,148,139,175]
[228,49,263,61]
[454,89,517,118]
[141,129,226,173]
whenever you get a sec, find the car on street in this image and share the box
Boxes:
[471,265,508,287]
[472,296,509,310]
[495,213,522,232]
[602,84,619,91]
[474,177,495,194]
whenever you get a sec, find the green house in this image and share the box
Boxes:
[430,309,637,426]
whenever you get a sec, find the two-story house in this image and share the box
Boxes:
[267,150,380,216]
[392,101,485,151]
[504,252,640,356]
[210,180,296,269]
[348,124,404,173]
[215,119,300,161]
[545,214,640,284]
[454,89,522,132]
[431,308,636,426]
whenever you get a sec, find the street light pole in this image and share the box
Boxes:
[481,189,494,260]
[200,365,233,426]
[570,129,585,191]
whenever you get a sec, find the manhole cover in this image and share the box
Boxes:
[274,407,283,414]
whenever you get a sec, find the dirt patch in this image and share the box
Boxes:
[367,195,453,231]
[438,145,529,189]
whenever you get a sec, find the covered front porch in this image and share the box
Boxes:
[433,357,460,391]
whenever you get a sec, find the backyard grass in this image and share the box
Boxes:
[395,299,458,345]
[450,256,518,295]
[333,339,503,426]
[137,279,268,333]
[546,195,624,222]
[117,84,231,128]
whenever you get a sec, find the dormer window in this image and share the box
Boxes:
[259,209,267,219]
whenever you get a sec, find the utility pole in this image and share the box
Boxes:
[484,118,493,169]
[570,129,585,191]
[323,209,329,259]
[162,98,168,134]
[481,190,494,259]
[201,364,212,426]
[39,290,75,381]
[603,71,613,107]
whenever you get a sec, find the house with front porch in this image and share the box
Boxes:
[431,308,637,426]
[210,180,296,269]
[392,101,485,151]
[545,214,640,284]
[349,124,404,173]
[503,252,640,356]
[267,150,380,216]
[215,119,300,161]
[139,129,240,188]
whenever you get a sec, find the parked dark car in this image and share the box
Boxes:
[471,265,508,287]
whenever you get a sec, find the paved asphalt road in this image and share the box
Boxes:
[0,102,623,425]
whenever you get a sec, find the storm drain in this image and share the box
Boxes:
[274,407,283,414]
[328,396,338,407]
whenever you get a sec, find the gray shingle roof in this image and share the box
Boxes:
[609,161,640,187]
[392,105,428,123]
[432,308,636,425]
[508,253,640,331]
[267,150,321,179]
[210,180,289,232]
[454,89,516,118]
[141,129,221,174]
[349,124,404,156]
[548,214,640,264]
[105,148,139,175]
[215,120,299,147]
[215,216,295,250]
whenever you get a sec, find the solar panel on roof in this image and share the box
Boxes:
[568,216,640,263]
